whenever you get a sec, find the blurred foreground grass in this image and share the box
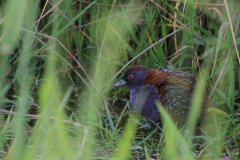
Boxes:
[0,0,240,159]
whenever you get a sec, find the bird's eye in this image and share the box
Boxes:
[128,75,134,79]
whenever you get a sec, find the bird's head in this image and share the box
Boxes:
[113,65,150,89]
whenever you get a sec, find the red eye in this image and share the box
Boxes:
[128,75,134,79]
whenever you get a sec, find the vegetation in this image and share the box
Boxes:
[0,0,239,159]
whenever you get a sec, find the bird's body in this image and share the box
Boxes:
[114,65,203,129]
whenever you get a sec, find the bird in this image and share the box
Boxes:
[113,65,205,130]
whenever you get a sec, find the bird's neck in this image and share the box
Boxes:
[130,85,158,113]
[130,87,149,113]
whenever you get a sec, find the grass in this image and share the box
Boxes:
[0,0,240,159]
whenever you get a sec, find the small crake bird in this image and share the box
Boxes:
[113,65,206,129]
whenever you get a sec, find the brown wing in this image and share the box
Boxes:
[145,68,197,127]
[145,68,196,98]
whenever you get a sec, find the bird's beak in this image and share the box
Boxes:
[113,79,126,88]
